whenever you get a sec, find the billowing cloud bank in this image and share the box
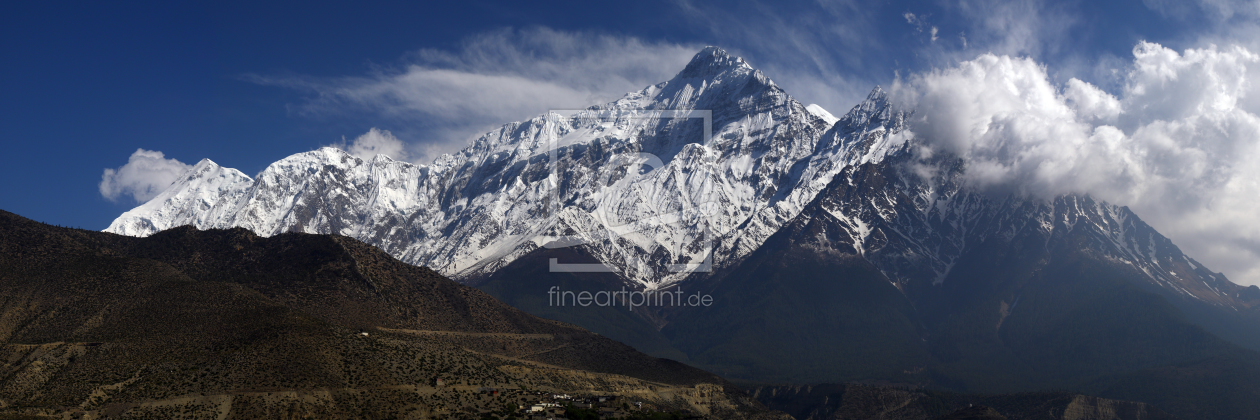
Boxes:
[894,41,1260,283]
[337,128,408,162]
[99,149,192,203]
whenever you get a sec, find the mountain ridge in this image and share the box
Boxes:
[103,44,1260,351]
[106,46,859,289]
[98,46,1260,419]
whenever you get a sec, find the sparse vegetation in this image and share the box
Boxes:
[0,210,781,419]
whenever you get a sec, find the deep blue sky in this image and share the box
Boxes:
[0,0,1225,231]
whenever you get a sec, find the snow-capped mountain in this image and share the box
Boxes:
[653,110,1260,386]
[108,159,253,237]
[106,46,1249,307]
[780,124,1252,309]
[102,46,1260,415]
[107,47,896,287]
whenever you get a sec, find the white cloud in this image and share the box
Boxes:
[338,128,408,161]
[250,27,699,165]
[100,149,192,203]
[903,12,939,43]
[1123,42,1259,122]
[895,41,1260,284]
[1064,78,1122,122]
[895,54,1131,198]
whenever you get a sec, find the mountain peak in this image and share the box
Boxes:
[838,86,902,133]
[806,104,840,126]
[190,157,219,170]
[677,46,752,79]
[866,85,888,101]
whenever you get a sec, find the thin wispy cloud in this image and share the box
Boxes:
[903,12,938,43]
[669,0,1085,122]
[673,0,883,117]
[1144,0,1260,22]
[951,0,1079,59]
[248,27,699,165]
